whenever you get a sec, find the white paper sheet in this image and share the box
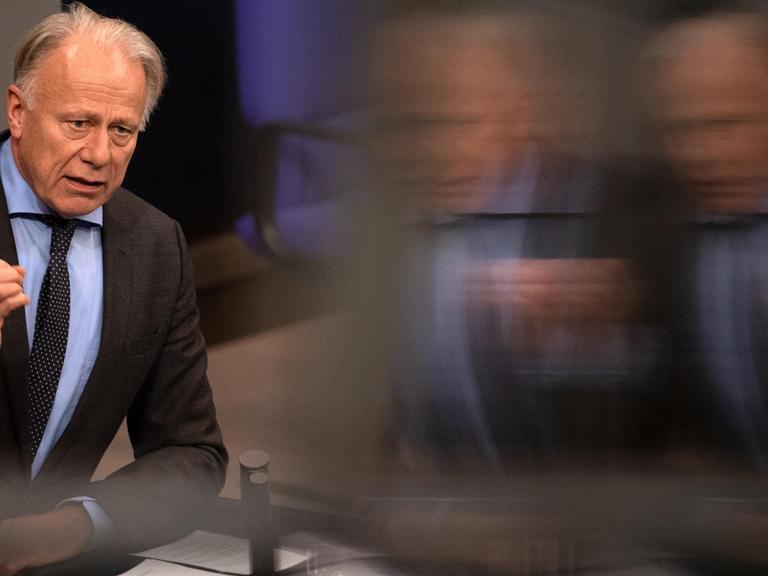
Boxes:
[119,558,223,575]
[134,530,306,575]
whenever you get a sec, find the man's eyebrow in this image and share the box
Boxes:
[60,110,98,119]
[59,110,139,128]
[110,119,138,129]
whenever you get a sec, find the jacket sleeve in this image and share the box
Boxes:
[83,220,228,552]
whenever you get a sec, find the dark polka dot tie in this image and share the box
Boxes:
[27,216,77,457]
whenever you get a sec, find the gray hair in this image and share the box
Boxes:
[13,2,166,131]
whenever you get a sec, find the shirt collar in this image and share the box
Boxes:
[0,139,103,227]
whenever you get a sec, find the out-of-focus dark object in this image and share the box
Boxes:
[240,450,273,575]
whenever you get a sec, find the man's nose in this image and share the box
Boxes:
[79,129,110,168]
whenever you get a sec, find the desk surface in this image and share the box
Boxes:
[24,497,354,576]
[24,479,768,576]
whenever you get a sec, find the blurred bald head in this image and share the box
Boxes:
[373,13,538,215]
[651,12,768,213]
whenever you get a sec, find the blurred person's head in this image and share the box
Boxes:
[373,12,538,216]
[650,11,768,214]
[6,2,165,218]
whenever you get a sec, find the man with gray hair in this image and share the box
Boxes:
[0,3,226,572]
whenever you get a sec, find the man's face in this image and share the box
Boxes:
[6,34,147,218]
[653,20,768,213]
[375,23,531,215]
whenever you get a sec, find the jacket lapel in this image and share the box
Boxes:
[0,163,32,480]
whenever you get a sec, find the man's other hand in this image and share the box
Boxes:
[467,258,641,357]
[0,260,28,349]
[0,505,93,575]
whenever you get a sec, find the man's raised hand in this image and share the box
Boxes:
[0,261,28,348]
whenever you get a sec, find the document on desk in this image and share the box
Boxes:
[134,530,306,575]
[119,558,223,575]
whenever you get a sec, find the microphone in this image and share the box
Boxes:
[240,450,274,575]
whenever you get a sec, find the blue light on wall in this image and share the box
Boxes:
[236,0,371,126]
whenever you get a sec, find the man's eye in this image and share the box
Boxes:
[112,125,133,137]
[69,120,88,130]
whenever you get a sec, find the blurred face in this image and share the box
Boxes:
[376,24,532,215]
[654,20,768,213]
[6,34,146,218]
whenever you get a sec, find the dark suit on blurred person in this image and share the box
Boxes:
[660,210,768,467]
[398,154,666,469]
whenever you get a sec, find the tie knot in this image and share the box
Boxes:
[41,214,77,230]
[43,215,77,259]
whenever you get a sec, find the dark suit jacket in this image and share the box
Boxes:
[396,156,672,467]
[0,133,228,552]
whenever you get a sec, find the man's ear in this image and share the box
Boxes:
[7,84,25,140]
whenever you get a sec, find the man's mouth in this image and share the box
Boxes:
[64,176,105,191]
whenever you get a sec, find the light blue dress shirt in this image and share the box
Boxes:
[0,139,111,546]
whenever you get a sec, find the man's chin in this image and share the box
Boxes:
[48,195,112,219]
[692,184,764,214]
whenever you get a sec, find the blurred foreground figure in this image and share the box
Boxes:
[651,8,768,468]
[0,3,226,572]
[643,7,768,565]
[375,11,662,472]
